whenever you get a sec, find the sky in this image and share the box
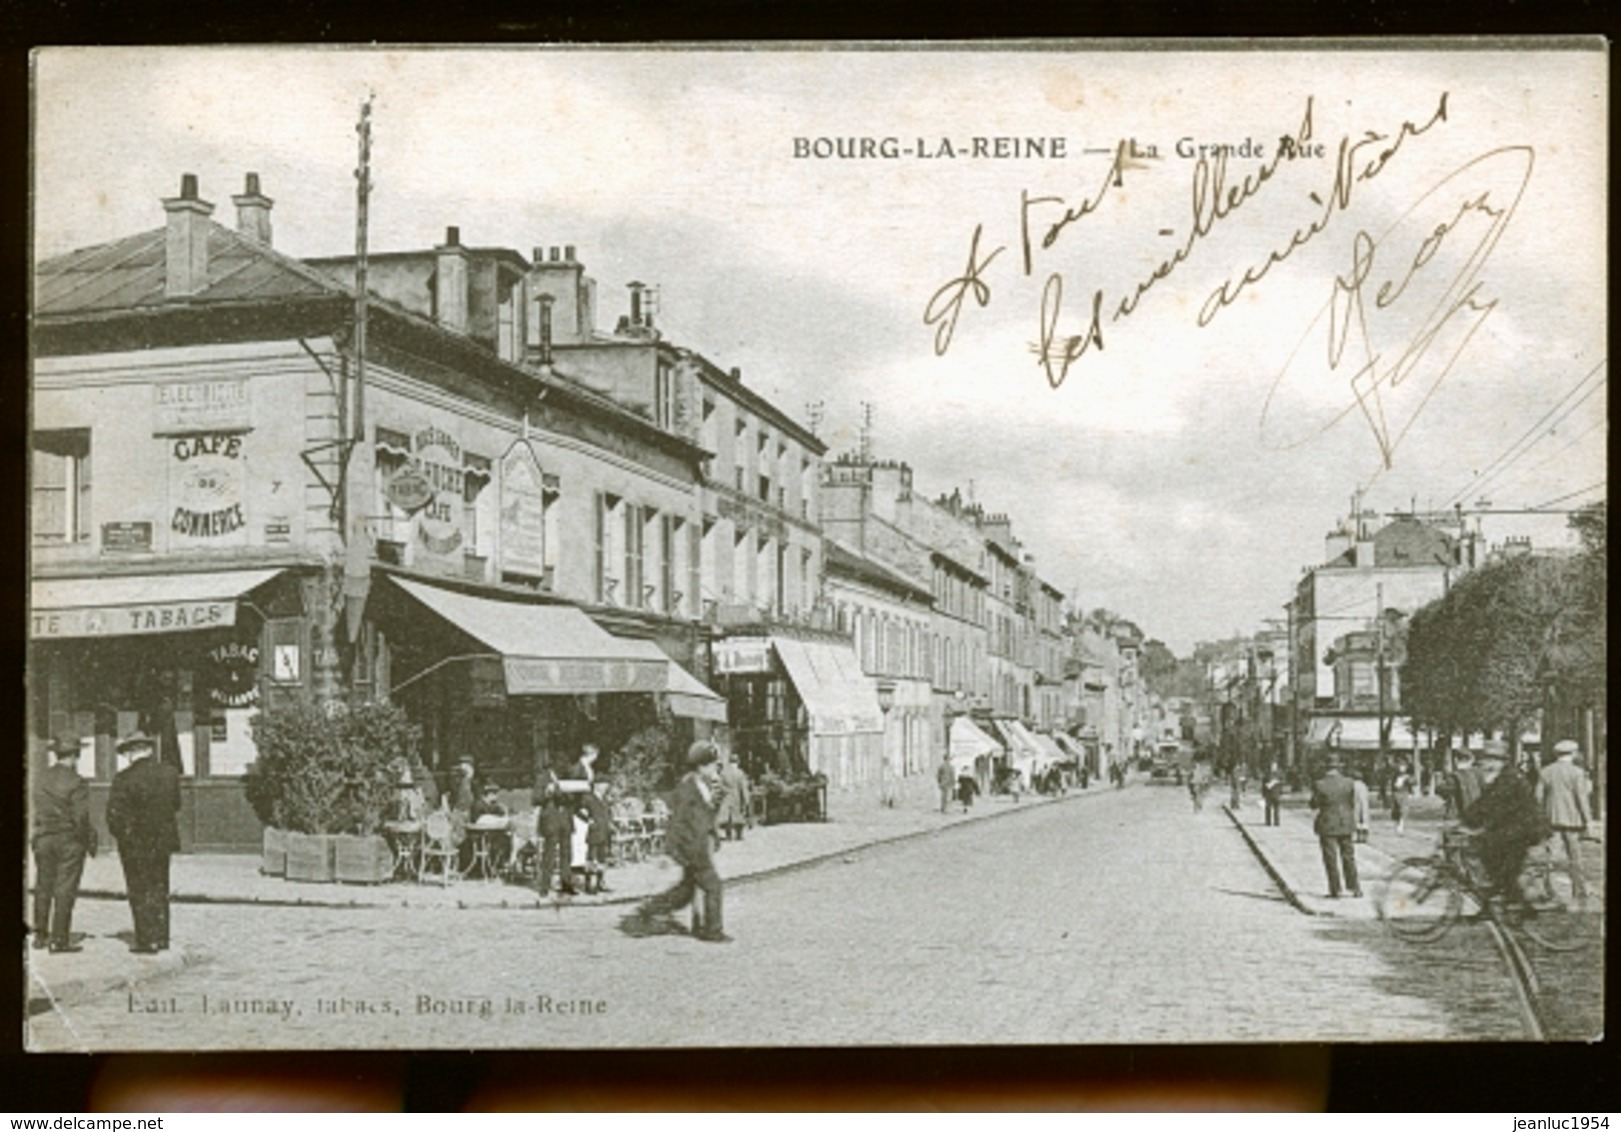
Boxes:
[32,46,1607,653]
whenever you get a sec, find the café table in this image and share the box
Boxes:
[381,819,424,882]
[464,815,511,881]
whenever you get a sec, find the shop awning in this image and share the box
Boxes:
[392,577,667,695]
[1307,715,1420,750]
[30,568,285,639]
[949,717,1002,763]
[996,719,1051,776]
[611,637,728,723]
[1053,733,1087,761]
[771,636,883,735]
[1030,731,1067,767]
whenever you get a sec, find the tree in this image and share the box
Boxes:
[1402,544,1597,741]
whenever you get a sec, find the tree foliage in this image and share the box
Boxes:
[1403,506,1605,737]
[245,700,421,835]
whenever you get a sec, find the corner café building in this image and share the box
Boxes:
[30,175,723,850]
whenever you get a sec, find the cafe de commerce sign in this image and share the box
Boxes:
[169,432,248,547]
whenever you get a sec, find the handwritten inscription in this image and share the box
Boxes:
[921,92,1523,471]
[1263,145,1533,468]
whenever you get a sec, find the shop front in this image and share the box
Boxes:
[710,633,883,801]
[373,574,720,795]
[28,566,308,851]
[947,716,1002,792]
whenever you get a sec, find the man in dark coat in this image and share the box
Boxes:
[31,736,96,952]
[1464,739,1546,906]
[104,732,181,953]
[1310,752,1361,898]
[638,741,728,942]
[534,775,578,896]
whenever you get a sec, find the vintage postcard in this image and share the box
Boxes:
[26,42,1605,1051]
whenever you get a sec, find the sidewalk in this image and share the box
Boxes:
[1223,793,1395,920]
[26,783,1107,1016]
[1225,788,1606,921]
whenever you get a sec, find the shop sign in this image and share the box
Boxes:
[384,467,434,513]
[499,441,546,577]
[264,516,291,544]
[410,426,464,559]
[207,640,261,707]
[32,600,237,639]
[153,378,252,435]
[169,432,248,546]
[712,636,773,675]
[101,521,153,553]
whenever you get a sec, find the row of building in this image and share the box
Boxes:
[29,172,1151,850]
[1201,500,1592,786]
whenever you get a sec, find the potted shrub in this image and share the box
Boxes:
[247,699,420,884]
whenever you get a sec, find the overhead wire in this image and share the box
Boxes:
[1444,359,1607,507]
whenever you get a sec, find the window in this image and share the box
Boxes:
[624,503,645,609]
[655,360,677,429]
[594,492,616,604]
[660,513,677,614]
[32,429,91,543]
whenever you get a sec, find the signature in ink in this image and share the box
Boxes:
[1259,145,1534,468]
[923,223,1004,356]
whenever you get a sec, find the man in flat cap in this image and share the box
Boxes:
[1462,738,1546,910]
[638,740,730,942]
[31,736,95,952]
[1537,739,1593,902]
[105,731,181,954]
[1309,751,1361,898]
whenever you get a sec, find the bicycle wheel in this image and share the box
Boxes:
[1512,860,1592,953]
[1379,858,1462,942]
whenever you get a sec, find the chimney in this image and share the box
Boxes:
[1325,529,1352,563]
[434,226,469,334]
[231,172,273,245]
[536,293,554,370]
[162,174,214,299]
[628,281,647,327]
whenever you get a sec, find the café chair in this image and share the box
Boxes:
[420,810,462,886]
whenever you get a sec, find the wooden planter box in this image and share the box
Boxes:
[261,827,288,877]
[284,832,336,883]
[334,834,394,885]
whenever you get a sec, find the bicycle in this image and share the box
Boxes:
[1377,827,1593,952]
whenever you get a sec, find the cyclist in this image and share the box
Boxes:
[1459,739,1549,911]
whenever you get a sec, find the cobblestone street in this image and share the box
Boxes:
[28,783,1537,1050]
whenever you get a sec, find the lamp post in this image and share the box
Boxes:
[876,681,896,808]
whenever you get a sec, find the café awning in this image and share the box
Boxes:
[30,568,286,639]
[391,577,667,695]
[1307,715,1420,750]
[611,636,728,723]
[771,636,883,736]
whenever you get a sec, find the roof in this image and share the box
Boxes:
[1322,516,1457,570]
[823,539,934,603]
[34,221,708,465]
[36,225,340,316]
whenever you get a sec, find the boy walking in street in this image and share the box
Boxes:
[637,741,730,943]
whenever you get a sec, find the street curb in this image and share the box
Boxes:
[1223,804,1317,916]
[58,786,1111,913]
[26,944,205,1018]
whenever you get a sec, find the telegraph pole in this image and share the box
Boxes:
[343,93,376,664]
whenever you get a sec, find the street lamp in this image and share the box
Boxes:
[876,681,896,808]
